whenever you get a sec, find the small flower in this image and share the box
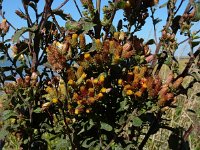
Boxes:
[76,73,87,85]
[88,88,95,97]
[52,98,59,104]
[84,53,91,60]
[80,85,87,95]
[86,108,91,113]
[97,92,104,99]
[73,92,79,100]
[101,87,107,93]
[135,91,142,97]
[118,79,123,85]
[123,41,132,51]
[88,97,96,104]
[95,39,102,51]
[68,79,75,86]
[99,73,105,84]
[119,31,125,41]
[71,34,78,48]
[75,108,80,115]
[126,90,134,96]
[114,32,119,40]
[79,34,86,50]
[31,72,38,80]
[93,78,98,84]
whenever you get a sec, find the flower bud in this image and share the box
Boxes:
[1,19,9,33]
[71,34,78,48]
[114,32,119,40]
[126,89,133,96]
[31,72,38,80]
[95,39,102,51]
[172,77,183,89]
[123,41,132,51]
[79,34,86,50]
[84,53,91,60]
[11,45,18,54]
[119,31,125,41]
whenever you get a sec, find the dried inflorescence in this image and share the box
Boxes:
[46,44,67,71]
[0,19,9,34]
[4,73,38,95]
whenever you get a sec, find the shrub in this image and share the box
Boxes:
[0,0,200,149]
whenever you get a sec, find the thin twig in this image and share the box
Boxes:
[138,111,162,150]
[56,0,70,10]
[151,0,177,68]
[103,3,117,41]
[150,7,158,45]
[176,45,200,79]
[22,2,33,27]
[73,0,82,17]
[175,0,185,15]
[178,29,200,45]
[51,12,65,37]
[96,0,101,15]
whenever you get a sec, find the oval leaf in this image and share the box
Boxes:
[131,117,143,127]
[100,122,113,131]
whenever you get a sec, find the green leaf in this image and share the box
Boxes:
[117,98,129,112]
[2,110,17,121]
[82,22,96,33]
[116,1,126,9]
[82,138,97,148]
[193,2,200,21]
[13,27,28,43]
[55,138,71,150]
[0,129,9,140]
[100,122,113,131]
[52,9,71,20]
[192,35,200,40]
[65,21,83,32]
[110,24,116,35]
[86,119,95,131]
[13,25,38,43]
[34,108,42,113]
[131,117,143,127]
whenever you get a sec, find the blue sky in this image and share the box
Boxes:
[1,0,199,56]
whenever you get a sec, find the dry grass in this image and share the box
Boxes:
[145,57,200,150]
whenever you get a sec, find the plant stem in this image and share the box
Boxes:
[56,0,70,10]
[73,0,82,17]
[150,7,158,45]
[138,111,162,150]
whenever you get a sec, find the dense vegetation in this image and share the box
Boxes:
[0,0,200,149]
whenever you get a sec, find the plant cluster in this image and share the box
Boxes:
[0,0,200,149]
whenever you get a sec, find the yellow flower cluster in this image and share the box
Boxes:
[66,71,110,115]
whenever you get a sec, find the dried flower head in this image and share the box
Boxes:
[47,45,67,71]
